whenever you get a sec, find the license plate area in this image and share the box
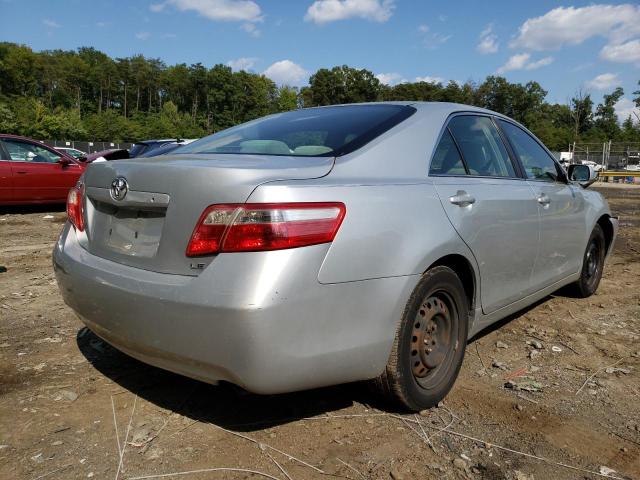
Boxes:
[92,201,166,258]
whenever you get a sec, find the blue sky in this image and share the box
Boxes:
[1,0,639,120]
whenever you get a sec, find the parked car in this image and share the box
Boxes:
[56,147,87,159]
[0,134,85,205]
[53,103,617,410]
[128,138,195,158]
[80,149,130,163]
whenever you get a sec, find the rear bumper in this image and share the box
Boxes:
[53,224,417,394]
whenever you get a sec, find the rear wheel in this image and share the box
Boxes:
[375,266,468,411]
[570,224,606,298]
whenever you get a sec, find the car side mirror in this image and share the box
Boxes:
[58,157,72,166]
[567,164,598,188]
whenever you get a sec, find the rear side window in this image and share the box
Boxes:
[498,120,560,182]
[429,130,466,175]
[448,116,516,177]
[177,105,416,157]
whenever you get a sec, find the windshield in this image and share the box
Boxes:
[176,104,416,157]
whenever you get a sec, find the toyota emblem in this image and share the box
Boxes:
[110,177,128,201]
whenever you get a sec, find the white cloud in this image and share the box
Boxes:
[151,0,262,22]
[614,97,640,123]
[227,57,258,71]
[375,72,405,86]
[305,0,394,24]
[510,4,640,51]
[241,22,260,37]
[477,24,498,54]
[418,24,450,49]
[263,60,309,86]
[162,32,177,38]
[135,31,151,40]
[96,21,108,27]
[496,53,553,74]
[415,75,444,84]
[600,39,640,64]
[43,19,60,28]
[585,73,621,91]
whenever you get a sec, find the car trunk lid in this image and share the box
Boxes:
[80,154,334,275]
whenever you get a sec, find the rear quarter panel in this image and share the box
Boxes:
[247,181,477,284]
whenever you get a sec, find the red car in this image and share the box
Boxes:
[0,134,85,205]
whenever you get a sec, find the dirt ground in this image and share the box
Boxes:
[1,185,639,480]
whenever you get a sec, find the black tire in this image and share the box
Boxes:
[374,266,469,411]
[570,224,606,298]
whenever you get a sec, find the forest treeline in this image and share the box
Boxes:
[1,42,639,150]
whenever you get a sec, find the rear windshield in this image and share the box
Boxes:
[176,104,416,157]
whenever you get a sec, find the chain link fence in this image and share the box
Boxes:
[40,140,134,154]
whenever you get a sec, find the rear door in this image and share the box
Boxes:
[430,114,540,314]
[497,120,586,288]
[3,139,81,202]
[0,142,13,203]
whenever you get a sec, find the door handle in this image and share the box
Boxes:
[449,191,476,207]
[537,194,551,205]
[15,171,28,174]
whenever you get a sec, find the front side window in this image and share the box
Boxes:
[447,116,516,177]
[3,140,61,163]
[498,120,561,182]
[177,105,416,158]
[429,129,466,175]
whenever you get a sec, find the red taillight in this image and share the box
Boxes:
[186,202,346,257]
[66,184,85,232]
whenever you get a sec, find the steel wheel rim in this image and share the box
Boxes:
[585,239,601,285]
[410,291,457,388]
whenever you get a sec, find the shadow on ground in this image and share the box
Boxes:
[75,292,562,431]
[0,204,66,215]
[77,328,389,432]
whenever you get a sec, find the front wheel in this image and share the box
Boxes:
[570,224,606,298]
[374,266,469,411]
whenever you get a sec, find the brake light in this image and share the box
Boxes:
[186,202,346,256]
[66,184,85,232]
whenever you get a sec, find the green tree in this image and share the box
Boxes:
[594,87,624,139]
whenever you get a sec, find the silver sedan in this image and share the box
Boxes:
[53,102,617,411]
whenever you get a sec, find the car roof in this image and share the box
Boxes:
[305,101,507,119]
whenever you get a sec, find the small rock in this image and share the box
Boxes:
[605,367,630,375]
[389,467,404,480]
[515,404,524,411]
[453,458,467,471]
[514,471,535,480]
[59,390,78,402]
[419,409,430,417]
[51,441,63,446]
[365,418,374,425]
[87,473,94,478]
[492,360,508,371]
[496,341,509,349]
[437,401,444,408]
[528,350,540,360]
[599,466,616,476]
[460,453,471,461]
[31,453,44,463]
[526,339,543,349]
